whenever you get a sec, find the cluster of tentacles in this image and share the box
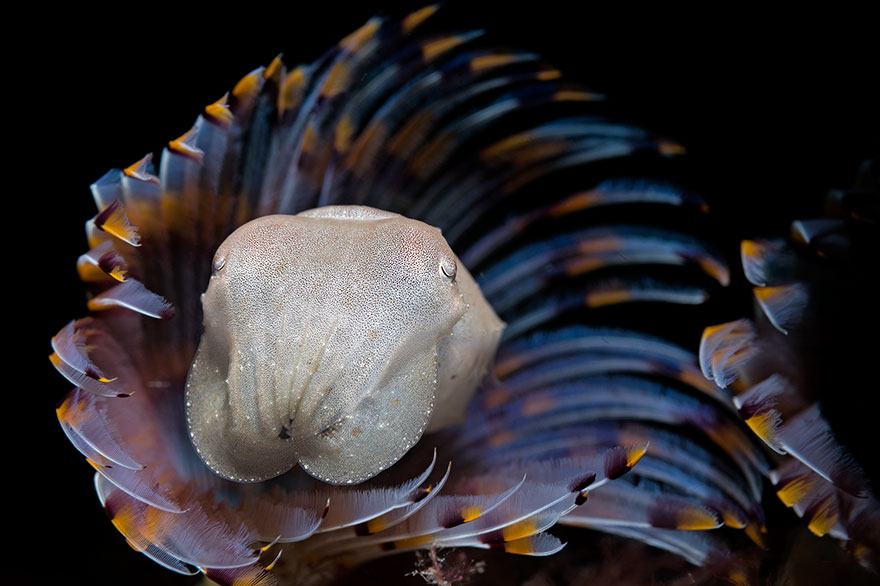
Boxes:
[50,6,877,585]
[700,170,880,571]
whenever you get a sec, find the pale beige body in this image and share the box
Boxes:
[185,206,503,485]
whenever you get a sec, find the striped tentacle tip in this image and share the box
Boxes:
[770,460,849,538]
[550,179,709,217]
[310,453,441,533]
[86,278,175,319]
[77,239,129,282]
[122,154,160,184]
[741,409,785,455]
[437,500,493,531]
[790,218,845,247]
[570,466,603,507]
[86,456,186,514]
[89,168,125,212]
[278,66,308,116]
[91,199,141,246]
[351,464,453,538]
[738,378,868,498]
[238,495,328,545]
[752,283,808,335]
[771,466,821,509]
[733,375,790,454]
[689,249,731,287]
[740,239,769,286]
[781,405,869,498]
[50,320,114,383]
[479,532,567,556]
[263,55,284,83]
[715,505,749,531]
[743,522,769,551]
[167,127,204,163]
[803,494,840,538]
[56,389,143,469]
[646,498,724,531]
[97,475,262,574]
[400,3,440,31]
[419,31,485,63]
[50,322,134,397]
[740,238,795,287]
[467,51,539,73]
[229,66,270,113]
[408,462,452,505]
[604,444,649,480]
[551,88,604,103]
[203,94,234,128]
[733,376,866,497]
[584,279,708,309]
[699,319,758,389]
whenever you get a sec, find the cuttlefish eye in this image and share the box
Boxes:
[211,254,226,275]
[440,257,457,281]
[185,205,503,485]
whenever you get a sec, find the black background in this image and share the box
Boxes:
[23,2,877,585]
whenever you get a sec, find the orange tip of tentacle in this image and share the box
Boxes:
[339,17,381,53]
[547,191,601,217]
[167,128,204,163]
[93,200,141,246]
[421,34,475,61]
[334,115,355,153]
[264,55,283,82]
[232,68,263,102]
[658,141,686,156]
[279,67,307,114]
[806,495,839,537]
[744,522,769,550]
[461,505,482,524]
[470,53,519,72]
[552,89,603,102]
[204,94,233,128]
[775,472,818,508]
[502,518,538,542]
[604,444,649,479]
[264,548,283,571]
[744,409,786,454]
[122,154,159,184]
[402,4,439,34]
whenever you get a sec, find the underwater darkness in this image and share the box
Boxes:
[29,2,877,585]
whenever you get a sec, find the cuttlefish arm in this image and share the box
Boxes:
[185,206,503,485]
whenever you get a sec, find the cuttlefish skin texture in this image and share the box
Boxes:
[185,206,503,485]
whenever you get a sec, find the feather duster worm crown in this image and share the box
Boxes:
[50,5,879,585]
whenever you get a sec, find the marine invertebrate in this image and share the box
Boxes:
[187,208,502,485]
[45,4,878,585]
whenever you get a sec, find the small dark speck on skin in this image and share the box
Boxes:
[320,420,344,438]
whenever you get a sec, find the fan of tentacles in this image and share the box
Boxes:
[51,6,878,585]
